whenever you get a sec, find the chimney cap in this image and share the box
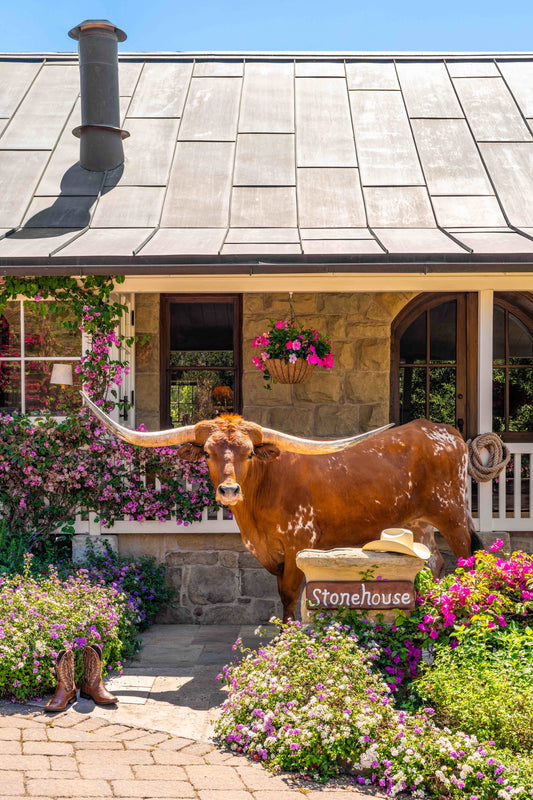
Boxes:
[68,19,127,42]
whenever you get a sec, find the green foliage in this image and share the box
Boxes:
[415,623,533,753]
[0,275,125,334]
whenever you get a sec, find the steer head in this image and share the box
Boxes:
[176,417,280,506]
[81,393,393,506]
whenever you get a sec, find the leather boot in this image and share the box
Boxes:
[80,644,118,704]
[44,650,77,712]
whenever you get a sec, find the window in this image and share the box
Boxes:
[392,292,533,441]
[398,299,459,427]
[0,301,82,415]
[493,301,533,434]
[161,295,241,428]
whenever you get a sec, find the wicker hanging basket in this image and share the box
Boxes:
[268,358,315,384]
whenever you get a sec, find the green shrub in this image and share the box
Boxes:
[68,539,173,629]
[415,623,533,752]
[0,556,140,701]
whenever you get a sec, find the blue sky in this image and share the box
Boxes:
[1,0,532,53]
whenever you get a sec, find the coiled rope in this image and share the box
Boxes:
[467,432,510,483]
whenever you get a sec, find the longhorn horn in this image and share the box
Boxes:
[81,393,196,447]
[261,423,394,454]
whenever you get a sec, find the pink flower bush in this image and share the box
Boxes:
[416,548,533,642]
[0,408,217,552]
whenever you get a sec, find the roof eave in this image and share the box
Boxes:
[2,253,533,277]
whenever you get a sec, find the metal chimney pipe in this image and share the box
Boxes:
[68,19,130,172]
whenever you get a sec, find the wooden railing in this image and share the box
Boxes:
[469,441,533,532]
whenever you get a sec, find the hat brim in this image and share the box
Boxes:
[362,540,431,561]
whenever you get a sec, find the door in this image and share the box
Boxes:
[391,293,478,439]
[160,294,242,429]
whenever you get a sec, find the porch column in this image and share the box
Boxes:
[477,290,494,532]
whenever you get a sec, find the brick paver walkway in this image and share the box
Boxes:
[0,708,369,798]
[0,625,377,798]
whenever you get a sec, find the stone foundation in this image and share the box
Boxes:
[117,533,282,624]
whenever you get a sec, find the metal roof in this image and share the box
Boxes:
[1,53,533,270]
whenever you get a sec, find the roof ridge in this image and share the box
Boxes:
[1,51,533,61]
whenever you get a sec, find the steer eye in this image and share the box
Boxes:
[203,451,210,460]
[247,452,254,460]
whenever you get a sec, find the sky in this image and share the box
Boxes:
[0,0,532,53]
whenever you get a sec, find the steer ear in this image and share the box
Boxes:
[253,443,281,462]
[177,443,205,462]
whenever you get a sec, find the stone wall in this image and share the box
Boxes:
[133,290,418,435]
[242,291,416,436]
[117,533,282,624]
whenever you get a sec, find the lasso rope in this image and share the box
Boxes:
[467,432,511,483]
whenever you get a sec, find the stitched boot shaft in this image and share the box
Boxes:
[44,650,77,712]
[80,644,118,705]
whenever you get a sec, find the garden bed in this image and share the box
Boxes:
[0,545,171,702]
[215,542,533,798]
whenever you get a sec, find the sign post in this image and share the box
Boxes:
[296,547,426,623]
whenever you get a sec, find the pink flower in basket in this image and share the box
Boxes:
[251,316,334,389]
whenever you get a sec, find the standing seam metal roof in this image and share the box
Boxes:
[1,52,533,267]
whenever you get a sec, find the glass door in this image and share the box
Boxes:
[396,296,468,435]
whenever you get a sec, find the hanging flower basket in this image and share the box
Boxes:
[251,297,334,390]
[267,358,316,384]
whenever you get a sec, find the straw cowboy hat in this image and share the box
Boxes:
[362,528,431,560]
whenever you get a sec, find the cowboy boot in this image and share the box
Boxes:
[44,649,77,712]
[80,644,118,704]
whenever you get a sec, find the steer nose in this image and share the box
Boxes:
[217,483,241,502]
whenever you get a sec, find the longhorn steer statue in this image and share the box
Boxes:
[83,395,479,622]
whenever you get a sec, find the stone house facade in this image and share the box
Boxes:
[2,23,533,620]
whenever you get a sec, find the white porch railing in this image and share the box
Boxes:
[73,479,239,535]
[469,441,533,532]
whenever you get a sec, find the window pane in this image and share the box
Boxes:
[399,366,426,423]
[493,305,505,363]
[400,312,426,364]
[169,367,235,426]
[492,367,505,433]
[24,304,81,357]
[170,302,234,351]
[170,350,234,368]
[429,367,456,426]
[25,362,82,415]
[508,368,533,432]
[430,301,456,363]
[0,302,21,357]
[508,312,533,365]
[0,361,21,412]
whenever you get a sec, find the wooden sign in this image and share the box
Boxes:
[306,580,415,610]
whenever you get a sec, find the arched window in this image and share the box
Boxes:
[391,292,533,440]
[493,294,533,435]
